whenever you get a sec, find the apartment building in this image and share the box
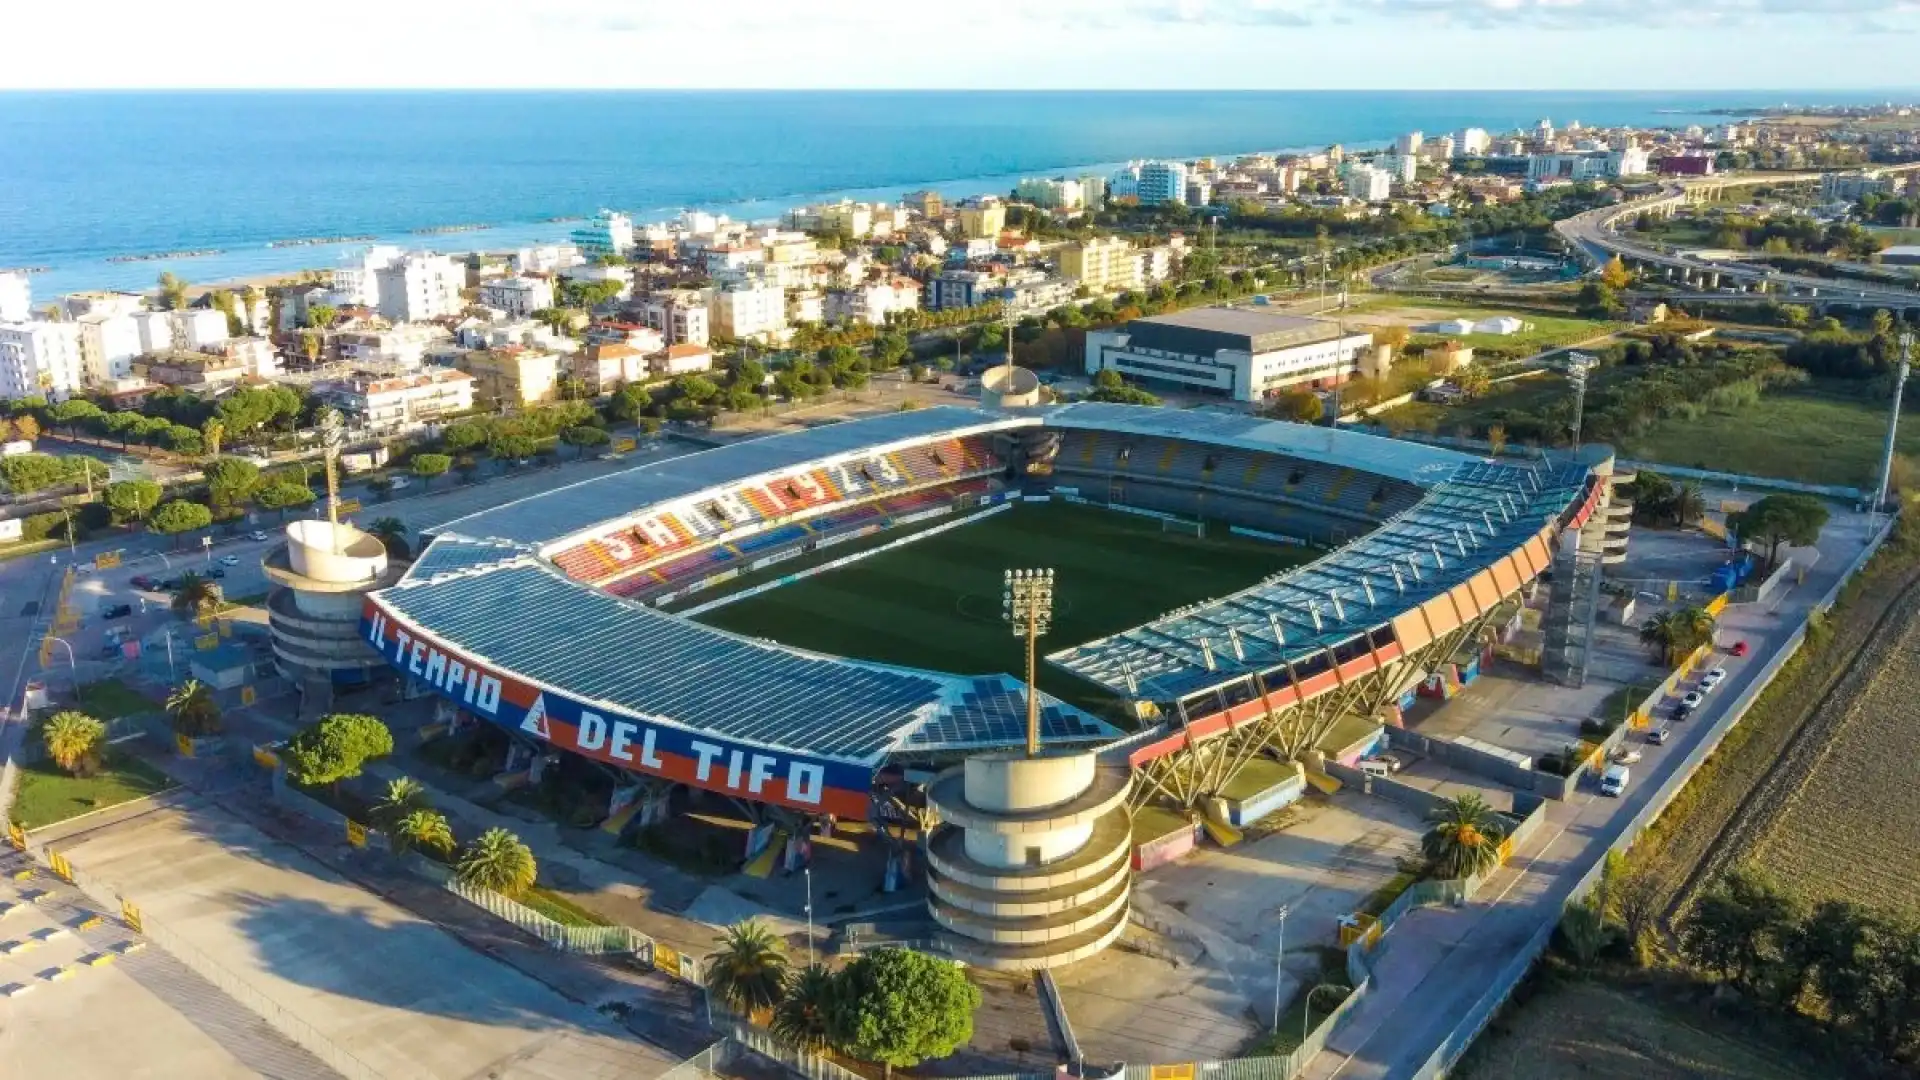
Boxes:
[479,275,555,317]
[332,368,476,431]
[75,312,142,384]
[1058,237,1143,294]
[375,252,465,323]
[130,349,250,390]
[456,346,561,410]
[956,198,1006,240]
[571,343,650,395]
[1345,165,1392,202]
[335,324,452,370]
[1136,161,1189,206]
[825,278,922,327]
[1015,177,1086,210]
[637,291,710,346]
[571,210,636,258]
[706,283,788,343]
[0,321,83,399]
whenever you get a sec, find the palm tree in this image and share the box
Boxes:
[1639,607,1717,665]
[454,827,537,898]
[373,776,431,829]
[201,418,225,459]
[368,517,409,559]
[1671,481,1706,526]
[171,572,220,619]
[705,919,791,1017]
[390,809,456,858]
[41,710,106,776]
[164,679,221,737]
[1421,793,1509,881]
[770,963,839,1052]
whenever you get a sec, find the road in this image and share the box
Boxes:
[1554,175,1920,311]
[1301,508,1879,1079]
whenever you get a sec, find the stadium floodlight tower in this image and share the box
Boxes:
[1566,352,1597,450]
[1003,568,1055,757]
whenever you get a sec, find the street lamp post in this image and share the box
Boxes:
[1002,568,1055,758]
[1270,903,1291,1034]
[804,865,816,967]
[45,636,79,701]
[1566,351,1597,450]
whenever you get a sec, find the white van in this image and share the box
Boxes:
[1599,764,1630,797]
[387,476,410,490]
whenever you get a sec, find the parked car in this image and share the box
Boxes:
[220,554,240,567]
[129,575,156,590]
[1680,690,1705,711]
[1600,764,1631,797]
[249,530,269,542]
[102,603,133,619]
[1647,726,1673,746]
[1611,748,1643,765]
[1700,667,1728,691]
[1730,640,1750,658]
[158,577,182,591]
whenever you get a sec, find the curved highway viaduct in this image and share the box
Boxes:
[1554,168,1920,317]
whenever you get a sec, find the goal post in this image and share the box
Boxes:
[1160,516,1205,539]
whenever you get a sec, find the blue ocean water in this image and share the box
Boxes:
[0,89,1879,297]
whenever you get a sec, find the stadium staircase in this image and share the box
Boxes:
[1323,468,1355,503]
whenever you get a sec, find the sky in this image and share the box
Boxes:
[3,0,1914,90]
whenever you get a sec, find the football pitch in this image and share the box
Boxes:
[692,502,1311,716]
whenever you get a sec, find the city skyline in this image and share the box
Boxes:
[4,0,1913,91]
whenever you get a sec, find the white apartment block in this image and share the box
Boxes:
[176,309,230,350]
[638,292,710,346]
[1345,165,1392,202]
[334,368,476,431]
[1607,146,1652,178]
[571,210,636,257]
[376,252,465,323]
[707,283,788,342]
[0,272,29,324]
[479,276,555,317]
[1135,161,1190,206]
[704,245,767,275]
[1457,128,1492,156]
[76,313,142,384]
[1382,154,1418,184]
[511,245,581,275]
[336,324,452,370]
[657,343,715,377]
[1058,237,1143,294]
[331,245,405,307]
[1016,177,1086,210]
[0,321,84,400]
[1394,131,1424,157]
[825,278,922,327]
[215,337,281,380]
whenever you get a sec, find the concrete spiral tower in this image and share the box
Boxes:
[925,750,1133,971]
[265,518,398,692]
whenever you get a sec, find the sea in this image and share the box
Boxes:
[0,89,1886,299]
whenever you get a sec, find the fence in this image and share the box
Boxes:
[1401,513,1899,1079]
[442,876,651,956]
[13,834,390,1080]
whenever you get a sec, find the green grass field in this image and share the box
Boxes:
[10,752,173,830]
[692,502,1310,716]
[1616,386,1917,489]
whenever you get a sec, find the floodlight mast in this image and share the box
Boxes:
[1003,568,1056,757]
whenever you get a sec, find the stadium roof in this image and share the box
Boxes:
[378,553,1122,765]
[1122,309,1364,356]
[1042,403,1465,485]
[1045,457,1590,702]
[433,406,1019,548]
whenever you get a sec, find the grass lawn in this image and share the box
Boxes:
[693,502,1310,717]
[1349,297,1622,356]
[10,752,174,830]
[520,885,614,928]
[75,678,156,721]
[1615,385,1917,489]
[1452,975,1848,1080]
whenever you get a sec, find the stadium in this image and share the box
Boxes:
[359,401,1601,968]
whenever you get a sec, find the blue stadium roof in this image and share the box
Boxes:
[433,406,1018,548]
[380,549,1122,764]
[1045,457,1590,701]
[1040,403,1467,485]
[401,535,532,584]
